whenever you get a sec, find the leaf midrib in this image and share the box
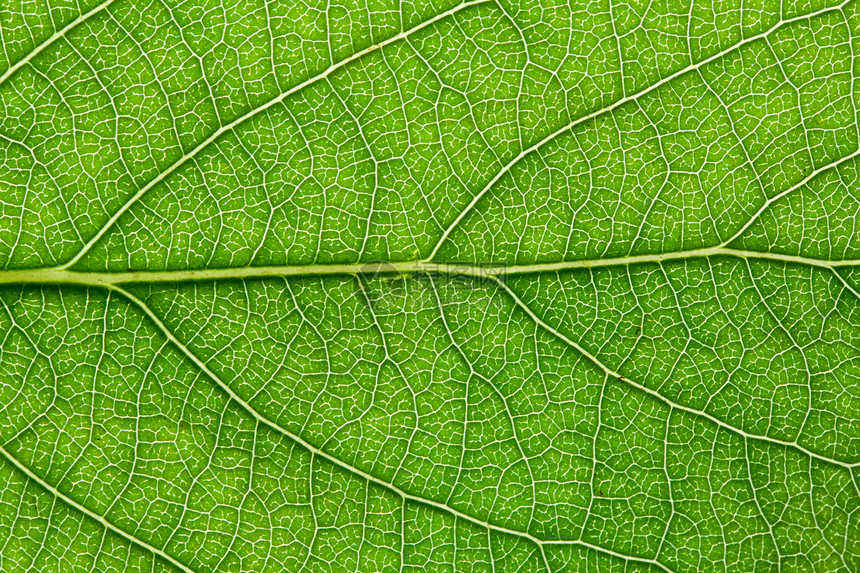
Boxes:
[5,245,859,468]
[4,248,856,569]
[5,247,858,473]
[2,1,857,570]
[0,247,857,286]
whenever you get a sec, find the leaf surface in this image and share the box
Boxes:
[0,0,858,571]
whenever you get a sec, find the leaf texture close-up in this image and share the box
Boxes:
[0,0,859,571]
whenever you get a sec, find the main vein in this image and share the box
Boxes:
[0,247,857,286]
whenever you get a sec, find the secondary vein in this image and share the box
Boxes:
[0,443,199,573]
[59,0,493,270]
[110,283,676,573]
[0,0,117,86]
[426,0,853,260]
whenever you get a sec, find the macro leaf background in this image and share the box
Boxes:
[0,0,858,571]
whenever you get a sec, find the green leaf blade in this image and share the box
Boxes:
[1,0,859,571]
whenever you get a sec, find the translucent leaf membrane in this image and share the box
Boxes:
[0,0,859,571]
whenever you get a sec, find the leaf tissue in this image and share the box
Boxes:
[0,0,858,571]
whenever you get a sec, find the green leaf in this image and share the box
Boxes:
[0,0,858,571]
